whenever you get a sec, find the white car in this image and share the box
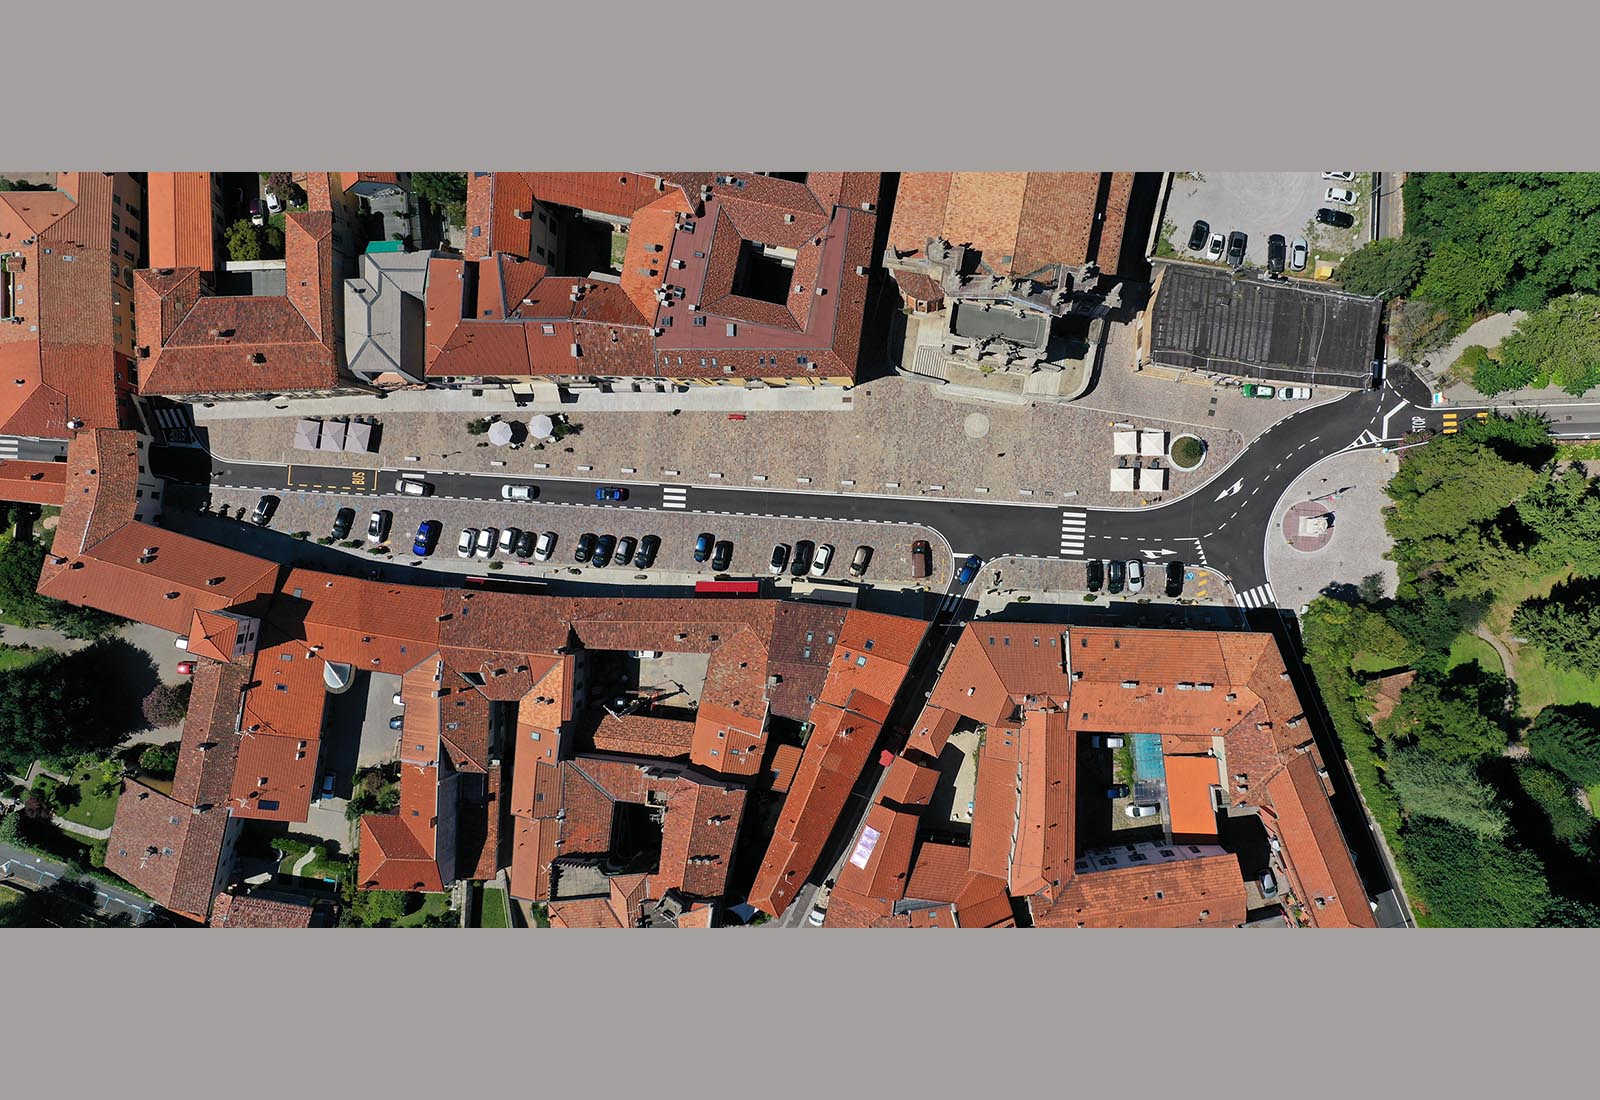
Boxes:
[498,527,520,555]
[457,528,478,558]
[1205,232,1225,262]
[265,190,284,215]
[1325,187,1358,206]
[1290,237,1308,272]
[1089,735,1125,749]
[810,543,834,577]
[1126,560,1144,594]
[501,484,535,500]
[1125,803,1161,819]
[1277,386,1313,400]
[1321,171,1356,182]
[807,905,827,927]
[399,479,433,497]
[392,692,405,707]
[475,528,498,559]
[533,531,556,562]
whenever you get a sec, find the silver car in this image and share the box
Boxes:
[474,528,497,559]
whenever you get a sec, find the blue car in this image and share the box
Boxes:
[595,486,627,502]
[412,519,441,557]
[957,555,982,585]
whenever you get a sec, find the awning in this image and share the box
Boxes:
[1113,430,1138,456]
[1110,467,1136,492]
[319,419,348,451]
[1139,430,1167,457]
[344,421,373,453]
[293,419,321,450]
[1137,467,1168,492]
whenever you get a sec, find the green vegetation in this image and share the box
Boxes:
[0,644,130,774]
[1400,816,1550,928]
[345,764,400,823]
[33,759,122,831]
[411,172,468,224]
[1333,236,1431,299]
[0,643,49,673]
[1384,748,1508,839]
[1512,761,1596,855]
[137,744,180,779]
[1525,706,1600,786]
[1445,632,1502,677]
[0,534,123,638]
[1169,436,1205,469]
[394,892,454,928]
[223,217,283,263]
[1513,580,1600,676]
[477,885,509,929]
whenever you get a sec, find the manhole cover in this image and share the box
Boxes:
[963,412,991,440]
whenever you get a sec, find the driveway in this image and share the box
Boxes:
[1163,172,1370,270]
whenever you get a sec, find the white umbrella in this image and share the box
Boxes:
[1110,467,1136,492]
[489,421,514,446]
[1139,430,1167,457]
[1137,466,1168,492]
[319,419,348,451]
[344,421,373,453]
[1113,430,1138,456]
[530,414,555,441]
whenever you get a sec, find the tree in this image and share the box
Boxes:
[1525,704,1600,786]
[1400,816,1551,927]
[1386,432,1541,544]
[137,744,180,779]
[0,650,104,773]
[224,219,262,262]
[1377,669,1511,762]
[1458,344,1536,397]
[1382,583,1485,672]
[141,682,192,728]
[1356,573,1387,606]
[1512,580,1600,678]
[1494,294,1600,396]
[1512,761,1596,855]
[1390,298,1455,360]
[1385,748,1508,838]
[53,602,124,641]
[0,537,57,628]
[1538,897,1600,927]
[263,172,295,203]
[1334,236,1431,299]
[1515,466,1600,576]
[411,172,468,223]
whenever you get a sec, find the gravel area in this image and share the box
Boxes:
[973,555,1229,614]
[1162,171,1370,268]
[1265,448,1399,612]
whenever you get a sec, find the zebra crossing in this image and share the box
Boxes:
[661,485,688,510]
[0,436,19,460]
[1059,510,1087,556]
[1236,582,1277,609]
[150,404,194,444]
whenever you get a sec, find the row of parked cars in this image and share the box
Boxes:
[1183,172,1361,275]
[1086,558,1186,598]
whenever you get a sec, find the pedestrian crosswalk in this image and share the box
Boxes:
[0,436,19,460]
[938,590,964,614]
[151,404,194,444]
[1059,510,1087,556]
[1441,411,1458,435]
[661,485,687,510]
[1236,583,1277,609]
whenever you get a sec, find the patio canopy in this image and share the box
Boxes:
[489,421,514,446]
[293,419,321,450]
[344,420,373,453]
[318,419,348,451]
[530,414,555,441]
[1110,467,1136,492]
[1139,430,1167,457]
[1137,467,1168,492]
[1113,430,1139,456]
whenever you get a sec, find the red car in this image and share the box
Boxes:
[176,661,195,675]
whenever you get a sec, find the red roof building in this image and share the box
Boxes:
[210,890,319,928]
[105,779,239,923]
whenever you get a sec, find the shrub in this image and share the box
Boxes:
[1169,436,1205,469]
[137,744,180,779]
[466,418,492,436]
[1512,761,1596,854]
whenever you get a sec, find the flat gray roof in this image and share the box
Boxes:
[1148,263,1381,388]
[950,300,1050,349]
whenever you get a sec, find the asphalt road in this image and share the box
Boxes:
[0,435,69,462]
[0,844,158,925]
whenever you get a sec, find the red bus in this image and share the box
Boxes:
[694,579,762,598]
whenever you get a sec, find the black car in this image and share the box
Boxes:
[1187,219,1210,251]
[251,494,279,526]
[1266,234,1286,274]
[635,534,661,569]
[710,540,734,572]
[330,507,356,541]
[769,543,791,575]
[592,535,617,568]
[694,533,715,562]
[388,715,405,731]
[1315,207,1354,229]
[574,532,598,564]
[1226,231,1247,267]
[615,536,638,568]
[1165,560,1186,598]
[514,529,536,559]
[1086,559,1105,593]
[791,540,815,577]
[1107,558,1127,594]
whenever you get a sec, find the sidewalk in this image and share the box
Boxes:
[1424,311,1525,401]
[53,816,111,840]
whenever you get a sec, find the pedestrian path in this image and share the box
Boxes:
[53,817,111,841]
[1058,510,1087,557]
[0,436,19,460]
[1236,582,1277,609]
[662,485,688,510]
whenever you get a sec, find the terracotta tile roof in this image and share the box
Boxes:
[1010,708,1075,902]
[1165,753,1222,841]
[879,754,939,808]
[890,269,944,306]
[592,712,696,758]
[1367,670,1417,728]
[185,608,243,664]
[147,172,215,275]
[969,736,1020,881]
[1064,627,1271,736]
[835,803,919,905]
[0,459,66,506]
[930,624,1072,726]
[230,724,319,822]
[40,430,138,576]
[548,895,625,928]
[105,779,229,922]
[210,891,316,928]
[171,660,248,808]
[509,816,559,901]
[905,704,959,758]
[358,814,444,893]
[658,777,747,898]
[1265,754,1377,928]
[766,742,804,794]
[954,875,1017,928]
[1034,850,1248,928]
[766,602,847,719]
[906,840,971,903]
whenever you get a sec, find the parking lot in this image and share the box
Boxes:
[1162,171,1371,272]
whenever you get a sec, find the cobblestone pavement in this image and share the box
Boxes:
[1264,448,1398,612]
[193,371,1241,509]
[180,483,955,589]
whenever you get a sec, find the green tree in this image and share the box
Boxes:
[1459,344,1537,396]
[0,650,103,773]
[1515,466,1600,575]
[1524,704,1600,786]
[224,219,263,262]
[1390,298,1456,360]
[411,172,468,223]
[137,744,180,779]
[1377,670,1510,762]
[1512,580,1600,678]
[0,537,56,627]
[1511,761,1596,854]
[1538,897,1600,927]
[1334,236,1431,298]
[1385,748,1508,838]
[1401,816,1551,927]
[1382,583,1485,672]
[1495,294,1600,396]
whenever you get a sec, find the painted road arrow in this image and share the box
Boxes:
[1140,548,1177,559]
[1214,478,1244,502]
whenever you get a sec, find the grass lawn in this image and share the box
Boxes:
[0,644,49,673]
[1588,784,1600,820]
[1445,632,1503,677]
[394,892,452,928]
[0,881,23,914]
[1350,651,1406,675]
[609,229,628,269]
[477,885,509,928]
[44,765,120,832]
[1512,644,1600,717]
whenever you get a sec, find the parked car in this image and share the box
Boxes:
[534,531,557,562]
[388,715,405,731]
[595,486,627,502]
[457,528,478,558]
[1290,236,1308,271]
[574,533,597,563]
[1277,386,1313,400]
[808,904,828,927]
[1315,207,1354,229]
[769,543,791,575]
[1107,558,1126,594]
[711,540,734,572]
[910,540,932,580]
[615,536,638,567]
[1226,231,1247,267]
[251,494,279,526]
[1321,171,1356,182]
[367,509,392,544]
[330,507,356,541]
[1090,735,1125,749]
[398,479,432,496]
[1165,561,1186,598]
[393,692,405,707]
[592,534,617,568]
[475,528,498,559]
[265,190,284,215]
[1324,187,1358,206]
[957,555,982,585]
[635,534,660,569]
[501,483,536,500]
[810,543,834,577]
[791,540,815,577]
[1205,232,1225,262]
[514,529,535,559]
[1086,559,1104,592]
[411,519,440,557]
[1266,234,1286,274]
[694,533,715,562]
[176,660,195,676]
[1125,803,1161,818]
[249,199,265,226]
[498,527,521,556]
[1260,870,1279,897]
[849,544,872,578]
[1105,785,1130,799]
[320,773,335,799]
[1126,560,1144,594]
[1242,383,1277,399]
[1187,219,1210,251]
